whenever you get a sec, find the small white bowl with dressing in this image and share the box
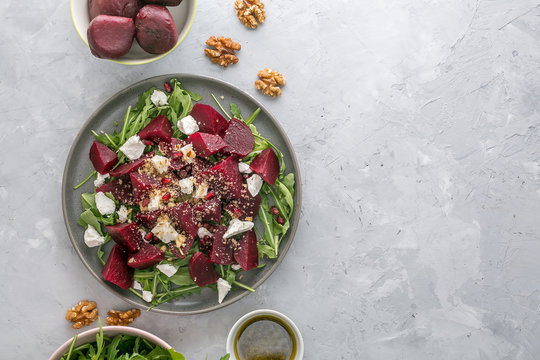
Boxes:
[226,309,304,360]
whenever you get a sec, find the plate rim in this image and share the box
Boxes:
[61,73,302,315]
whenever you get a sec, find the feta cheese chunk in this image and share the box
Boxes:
[132,280,143,291]
[198,227,213,239]
[177,115,199,135]
[151,90,168,107]
[238,162,252,174]
[95,192,115,215]
[231,264,242,271]
[247,174,263,197]
[217,278,232,304]
[193,181,208,199]
[84,225,105,248]
[223,218,254,239]
[117,205,129,223]
[180,143,196,164]
[147,194,161,212]
[151,218,180,244]
[119,135,145,160]
[151,155,170,174]
[94,172,110,187]
[142,290,153,303]
[156,263,179,277]
[179,177,194,194]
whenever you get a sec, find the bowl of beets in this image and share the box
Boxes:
[71,0,196,64]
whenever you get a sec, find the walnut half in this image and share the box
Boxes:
[204,36,241,67]
[235,0,265,29]
[255,69,286,98]
[105,309,141,326]
[65,300,98,329]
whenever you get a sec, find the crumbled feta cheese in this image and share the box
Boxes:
[177,115,199,135]
[147,194,161,212]
[151,155,170,174]
[151,219,180,244]
[142,290,153,303]
[217,278,232,304]
[231,264,242,271]
[151,90,168,107]
[198,227,213,239]
[117,205,129,223]
[247,174,263,197]
[156,263,179,277]
[95,192,116,215]
[223,218,254,238]
[119,135,145,160]
[238,162,252,174]
[84,225,105,247]
[180,143,196,164]
[179,177,194,194]
[94,172,110,187]
[193,181,208,199]
[132,280,143,291]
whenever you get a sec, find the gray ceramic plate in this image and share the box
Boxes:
[62,74,301,315]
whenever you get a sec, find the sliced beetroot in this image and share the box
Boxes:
[135,5,178,55]
[190,104,228,135]
[234,230,259,271]
[189,132,227,158]
[145,0,182,5]
[191,157,212,177]
[201,156,243,199]
[249,147,280,185]
[193,197,222,223]
[97,177,134,204]
[209,226,234,265]
[167,202,198,239]
[127,242,164,269]
[88,0,142,20]
[222,118,255,158]
[102,244,134,290]
[225,189,261,221]
[89,140,118,174]
[134,210,162,229]
[87,15,135,59]
[138,115,172,143]
[109,152,154,177]
[105,223,141,252]
[189,252,218,287]
[130,173,160,200]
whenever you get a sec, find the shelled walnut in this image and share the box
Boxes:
[204,36,241,67]
[235,0,265,29]
[255,69,285,97]
[65,300,98,329]
[105,309,141,326]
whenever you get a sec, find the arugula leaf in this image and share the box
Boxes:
[169,268,195,287]
[230,103,243,120]
[220,354,231,360]
[78,209,103,235]
[245,108,261,125]
[81,192,96,211]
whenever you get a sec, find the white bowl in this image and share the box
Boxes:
[70,0,197,65]
[226,309,304,360]
[48,326,173,360]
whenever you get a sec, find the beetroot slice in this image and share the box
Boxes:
[222,118,255,158]
[167,202,199,239]
[249,147,280,185]
[189,252,218,287]
[193,197,222,223]
[134,210,162,229]
[201,156,243,199]
[105,223,141,252]
[188,132,227,158]
[89,140,118,174]
[127,242,164,269]
[225,189,261,221]
[102,244,134,290]
[190,104,228,135]
[130,173,160,200]
[109,152,154,177]
[234,230,259,271]
[97,177,134,205]
[135,5,178,55]
[209,226,234,265]
[138,115,172,143]
[87,15,135,59]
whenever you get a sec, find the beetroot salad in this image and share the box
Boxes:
[75,79,295,307]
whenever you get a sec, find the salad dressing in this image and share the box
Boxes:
[234,315,296,360]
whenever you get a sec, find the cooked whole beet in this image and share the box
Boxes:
[249,147,280,185]
[127,242,164,269]
[102,244,134,289]
[87,15,135,59]
[145,0,183,6]
[105,223,141,252]
[189,252,218,287]
[135,5,178,55]
[88,0,142,20]
[189,132,227,158]
[89,140,118,174]
[222,118,255,158]
[138,115,172,142]
[190,104,229,135]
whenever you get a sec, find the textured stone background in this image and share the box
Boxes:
[1,0,540,358]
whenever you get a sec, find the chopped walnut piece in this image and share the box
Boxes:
[105,309,141,326]
[205,36,241,67]
[255,69,286,97]
[65,300,98,329]
[235,0,265,29]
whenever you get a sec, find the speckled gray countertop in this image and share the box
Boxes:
[2,0,540,358]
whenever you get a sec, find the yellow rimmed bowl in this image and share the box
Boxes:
[70,0,197,65]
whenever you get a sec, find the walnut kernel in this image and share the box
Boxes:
[205,36,241,67]
[255,69,286,97]
[65,300,98,329]
[235,0,265,29]
[105,309,141,326]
